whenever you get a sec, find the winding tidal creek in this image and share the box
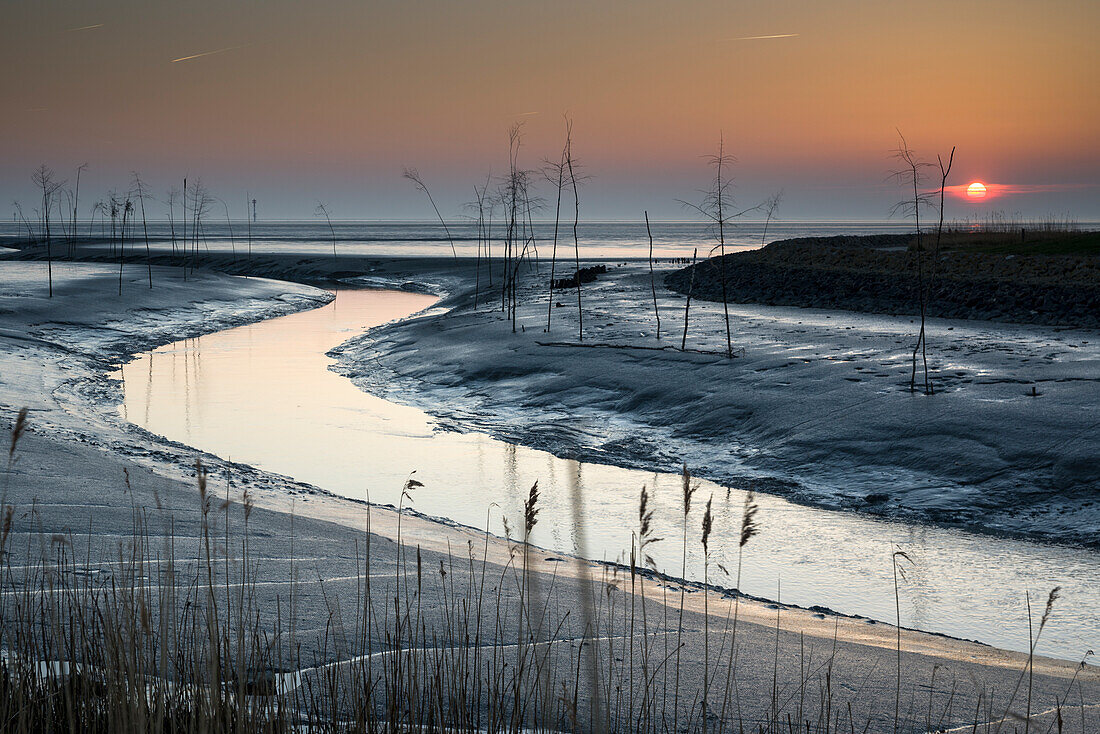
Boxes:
[116,288,1099,660]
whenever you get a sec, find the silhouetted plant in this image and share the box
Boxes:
[543,130,569,333]
[564,118,584,341]
[403,168,457,260]
[32,165,63,297]
[646,211,660,339]
[923,146,955,395]
[680,136,754,359]
[681,247,697,350]
[760,189,783,246]
[890,131,935,394]
[315,201,337,266]
[131,173,153,288]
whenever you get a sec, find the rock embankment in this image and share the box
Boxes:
[665,234,1100,328]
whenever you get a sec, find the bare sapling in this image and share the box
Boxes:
[511,170,523,332]
[166,187,180,257]
[119,198,133,296]
[681,247,697,350]
[485,192,495,287]
[190,182,204,275]
[132,173,153,288]
[564,118,584,341]
[646,210,660,338]
[924,146,955,395]
[472,179,491,308]
[760,189,783,246]
[188,181,214,274]
[108,195,119,258]
[714,137,733,358]
[72,163,87,257]
[219,198,237,264]
[500,124,524,330]
[514,177,543,317]
[506,168,538,333]
[32,165,62,297]
[498,180,510,314]
[13,201,37,244]
[189,184,199,272]
[59,187,74,248]
[680,135,749,359]
[521,174,541,273]
[403,168,457,260]
[181,178,188,280]
[544,135,568,332]
[890,131,935,394]
[89,198,105,237]
[245,193,252,265]
[506,134,518,326]
[315,202,337,268]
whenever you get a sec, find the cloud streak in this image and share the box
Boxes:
[171,44,252,64]
[67,23,104,32]
[944,182,1095,201]
[732,33,799,41]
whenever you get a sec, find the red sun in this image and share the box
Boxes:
[966,181,987,199]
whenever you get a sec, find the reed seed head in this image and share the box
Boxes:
[740,490,759,548]
[402,473,424,504]
[1040,586,1062,631]
[892,548,914,581]
[9,407,28,464]
[638,485,663,568]
[681,463,698,517]
[701,494,714,555]
[524,480,540,536]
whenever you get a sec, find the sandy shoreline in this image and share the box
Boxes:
[1,253,1098,730]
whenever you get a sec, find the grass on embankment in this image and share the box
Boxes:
[930,229,1100,257]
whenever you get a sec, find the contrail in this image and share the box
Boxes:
[171,44,251,64]
[67,23,104,32]
[732,33,799,41]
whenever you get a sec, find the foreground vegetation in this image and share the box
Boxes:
[1,408,1091,733]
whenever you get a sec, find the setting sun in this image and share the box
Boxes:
[966,181,988,199]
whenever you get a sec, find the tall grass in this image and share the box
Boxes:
[0,411,1088,733]
[947,213,1081,236]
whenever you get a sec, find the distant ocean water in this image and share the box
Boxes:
[1,220,924,259]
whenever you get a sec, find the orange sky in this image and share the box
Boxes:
[2,0,1098,219]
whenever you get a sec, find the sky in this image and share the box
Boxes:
[2,0,1098,222]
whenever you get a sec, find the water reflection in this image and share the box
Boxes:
[115,288,1099,660]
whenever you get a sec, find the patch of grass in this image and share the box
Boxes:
[932,230,1100,257]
